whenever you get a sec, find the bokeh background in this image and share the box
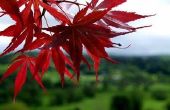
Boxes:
[0,0,170,110]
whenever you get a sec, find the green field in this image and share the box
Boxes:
[0,88,169,110]
[1,55,170,110]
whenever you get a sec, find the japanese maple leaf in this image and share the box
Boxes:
[42,1,151,80]
[89,0,152,30]
[33,48,77,86]
[0,1,33,56]
[43,9,119,80]
[0,0,22,36]
[0,0,21,21]
[0,10,38,56]
[17,0,71,25]
[0,0,152,99]
[0,55,45,100]
[0,0,71,56]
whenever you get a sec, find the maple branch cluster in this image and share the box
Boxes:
[0,0,150,99]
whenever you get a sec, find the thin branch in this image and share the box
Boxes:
[43,15,53,36]
[56,0,86,6]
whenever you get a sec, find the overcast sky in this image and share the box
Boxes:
[0,0,170,56]
[109,0,170,56]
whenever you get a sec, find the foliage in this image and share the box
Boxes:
[0,0,151,99]
[149,84,170,101]
[151,89,168,101]
[50,89,67,106]
[110,91,143,110]
[83,83,96,98]
[50,88,84,106]
[111,93,131,110]
[0,102,28,110]
[166,100,170,110]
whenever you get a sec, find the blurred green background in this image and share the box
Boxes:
[1,54,170,110]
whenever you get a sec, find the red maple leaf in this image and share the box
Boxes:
[0,55,45,101]
[0,0,152,100]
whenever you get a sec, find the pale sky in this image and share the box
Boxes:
[115,0,170,37]
[109,0,170,56]
[0,0,170,56]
